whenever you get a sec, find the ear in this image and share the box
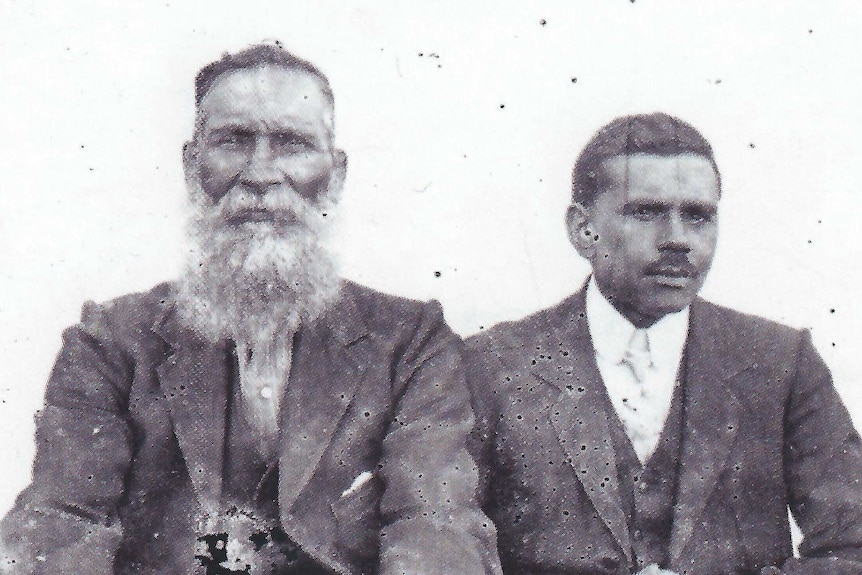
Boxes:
[325,148,348,201]
[182,140,198,190]
[566,202,598,259]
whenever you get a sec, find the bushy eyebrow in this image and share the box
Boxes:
[206,123,314,138]
[202,125,326,152]
[680,200,718,214]
[622,198,717,214]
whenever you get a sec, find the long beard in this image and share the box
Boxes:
[175,184,342,353]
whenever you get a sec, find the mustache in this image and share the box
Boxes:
[644,254,698,278]
[212,188,316,228]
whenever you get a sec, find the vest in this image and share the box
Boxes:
[223,348,280,517]
[207,345,328,575]
[603,371,687,572]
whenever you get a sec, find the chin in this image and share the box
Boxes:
[645,292,697,318]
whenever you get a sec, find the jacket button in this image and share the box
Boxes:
[633,529,643,541]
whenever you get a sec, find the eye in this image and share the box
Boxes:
[271,132,315,152]
[683,207,716,225]
[627,203,663,220]
[211,130,253,148]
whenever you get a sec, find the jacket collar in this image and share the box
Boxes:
[152,292,228,515]
[667,298,744,564]
[532,287,634,562]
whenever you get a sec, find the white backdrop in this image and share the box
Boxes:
[1,1,861,515]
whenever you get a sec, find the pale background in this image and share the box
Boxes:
[1,1,861,517]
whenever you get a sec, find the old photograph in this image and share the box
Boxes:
[1,2,861,574]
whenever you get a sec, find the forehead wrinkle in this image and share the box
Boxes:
[203,111,323,135]
[195,66,335,142]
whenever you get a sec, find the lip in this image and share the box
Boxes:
[649,274,693,289]
[648,265,692,278]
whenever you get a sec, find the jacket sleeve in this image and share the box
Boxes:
[1,302,134,575]
[782,330,862,575]
[463,340,501,514]
[376,301,502,575]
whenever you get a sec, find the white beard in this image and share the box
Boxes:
[175,184,342,367]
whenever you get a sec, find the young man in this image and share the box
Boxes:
[467,113,862,575]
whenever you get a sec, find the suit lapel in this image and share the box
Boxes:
[531,290,633,563]
[278,287,372,515]
[669,300,745,563]
[153,303,228,513]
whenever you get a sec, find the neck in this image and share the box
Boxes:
[617,304,661,329]
[592,281,665,329]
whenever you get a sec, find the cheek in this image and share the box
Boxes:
[199,152,243,201]
[603,223,648,262]
[692,226,719,259]
[288,156,335,201]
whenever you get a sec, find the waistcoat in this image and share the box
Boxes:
[604,372,687,572]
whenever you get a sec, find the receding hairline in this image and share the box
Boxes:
[198,64,334,109]
[190,44,337,142]
[194,44,334,107]
[191,63,337,142]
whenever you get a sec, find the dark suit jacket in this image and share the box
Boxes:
[466,288,862,575]
[1,281,501,575]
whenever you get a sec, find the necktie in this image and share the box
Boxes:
[621,329,653,383]
[618,329,658,463]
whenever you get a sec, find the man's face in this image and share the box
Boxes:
[186,64,345,215]
[569,153,720,327]
[176,64,346,343]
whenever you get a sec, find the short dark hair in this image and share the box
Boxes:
[194,42,334,108]
[572,112,720,206]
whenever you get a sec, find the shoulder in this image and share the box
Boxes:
[342,280,433,318]
[464,293,582,389]
[88,282,173,321]
[691,297,804,358]
[339,280,451,341]
[74,282,174,347]
[466,292,579,355]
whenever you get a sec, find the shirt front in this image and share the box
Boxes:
[236,334,295,458]
[585,277,690,463]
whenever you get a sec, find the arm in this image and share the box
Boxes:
[376,301,502,575]
[463,340,501,514]
[782,330,862,575]
[1,302,134,575]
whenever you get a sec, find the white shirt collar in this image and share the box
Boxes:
[584,276,690,370]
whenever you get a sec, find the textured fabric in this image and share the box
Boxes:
[236,336,294,449]
[223,348,279,512]
[1,281,502,575]
[609,378,687,572]
[223,389,320,575]
[586,278,686,463]
[621,329,653,382]
[467,285,862,575]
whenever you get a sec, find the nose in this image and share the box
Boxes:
[240,136,283,195]
[659,212,691,252]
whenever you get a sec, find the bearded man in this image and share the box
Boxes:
[1,44,501,575]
